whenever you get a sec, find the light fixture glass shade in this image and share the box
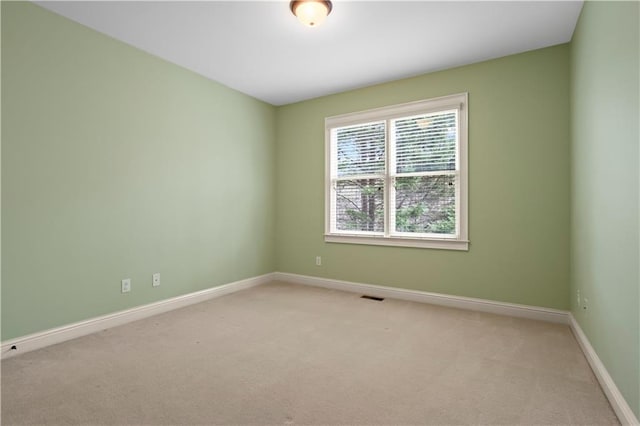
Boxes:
[291,1,332,27]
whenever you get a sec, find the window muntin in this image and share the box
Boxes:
[325,93,468,250]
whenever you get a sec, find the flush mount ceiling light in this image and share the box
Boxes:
[290,0,333,27]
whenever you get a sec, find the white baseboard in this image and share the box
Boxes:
[1,273,275,360]
[569,314,639,426]
[275,272,638,425]
[4,271,635,425]
[273,272,569,324]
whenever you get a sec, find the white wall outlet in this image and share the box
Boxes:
[152,273,160,287]
[315,256,322,266]
[577,289,581,306]
[121,278,131,293]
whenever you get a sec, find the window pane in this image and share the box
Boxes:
[336,122,385,177]
[395,175,456,234]
[335,179,384,232]
[395,111,457,173]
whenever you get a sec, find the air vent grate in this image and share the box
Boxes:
[361,295,384,301]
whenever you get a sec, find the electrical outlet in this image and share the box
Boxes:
[121,278,131,293]
[152,273,161,287]
[315,256,322,266]
[577,289,581,306]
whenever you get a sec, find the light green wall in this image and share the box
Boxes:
[276,45,571,310]
[1,2,276,340]
[3,2,639,417]
[0,1,3,340]
[570,1,640,418]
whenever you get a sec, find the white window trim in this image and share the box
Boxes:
[324,93,469,251]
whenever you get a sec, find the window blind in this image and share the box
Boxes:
[394,110,457,174]
[336,121,385,177]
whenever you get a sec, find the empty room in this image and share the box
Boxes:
[1,0,639,424]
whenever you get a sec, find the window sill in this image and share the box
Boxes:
[324,234,469,251]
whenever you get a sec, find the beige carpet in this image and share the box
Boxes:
[1,281,619,425]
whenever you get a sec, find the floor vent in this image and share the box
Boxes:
[361,295,384,301]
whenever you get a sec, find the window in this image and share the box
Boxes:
[325,93,468,250]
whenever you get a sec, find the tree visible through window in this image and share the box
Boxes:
[325,93,468,250]
[335,121,385,233]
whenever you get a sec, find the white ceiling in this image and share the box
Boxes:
[36,1,583,106]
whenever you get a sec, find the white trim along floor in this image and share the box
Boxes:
[2,272,637,425]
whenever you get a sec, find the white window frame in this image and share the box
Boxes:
[325,93,468,251]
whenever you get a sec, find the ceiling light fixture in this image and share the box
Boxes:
[290,0,333,28]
